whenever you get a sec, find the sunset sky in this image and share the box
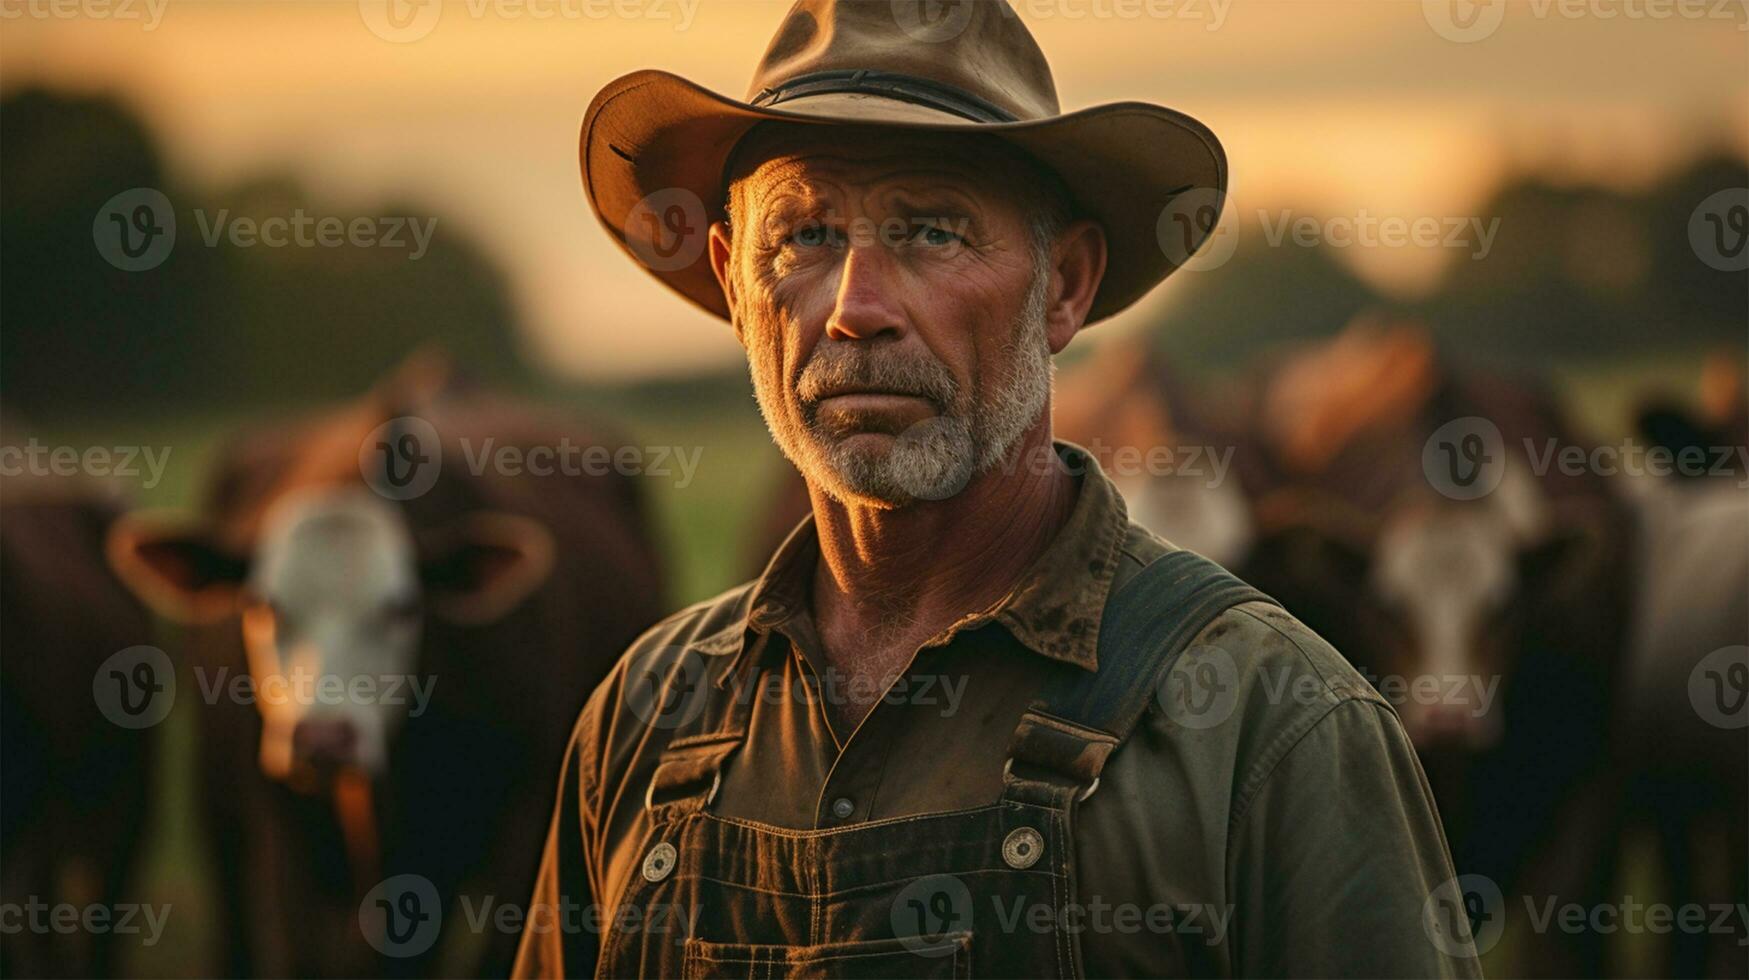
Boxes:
[5,0,1745,378]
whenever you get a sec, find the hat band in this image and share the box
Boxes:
[750,69,1018,124]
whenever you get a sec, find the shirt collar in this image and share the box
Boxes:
[694,440,1131,683]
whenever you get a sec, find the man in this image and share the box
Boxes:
[515,2,1480,976]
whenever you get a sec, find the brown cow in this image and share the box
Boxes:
[1,420,157,978]
[106,358,665,976]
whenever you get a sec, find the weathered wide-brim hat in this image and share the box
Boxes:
[581,0,1226,326]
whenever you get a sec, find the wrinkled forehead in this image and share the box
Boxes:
[725,123,1035,209]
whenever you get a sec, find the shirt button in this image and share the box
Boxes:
[830,797,855,820]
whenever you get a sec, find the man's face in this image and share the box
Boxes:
[712,125,1064,507]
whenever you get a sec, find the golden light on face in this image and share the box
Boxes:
[723,128,1059,506]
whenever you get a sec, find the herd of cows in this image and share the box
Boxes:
[1,328,1745,977]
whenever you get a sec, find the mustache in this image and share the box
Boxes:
[795,344,959,408]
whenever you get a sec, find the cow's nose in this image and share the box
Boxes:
[291,716,358,769]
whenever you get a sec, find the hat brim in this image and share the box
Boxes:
[581,68,1226,326]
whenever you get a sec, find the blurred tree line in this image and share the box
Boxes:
[1,87,529,418]
[2,85,1741,418]
[1151,153,1746,370]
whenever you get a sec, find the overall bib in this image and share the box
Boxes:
[597,551,1275,979]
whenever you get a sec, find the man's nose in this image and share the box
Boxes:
[825,243,907,343]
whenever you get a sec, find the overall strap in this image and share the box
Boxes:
[641,635,766,819]
[1002,550,1278,808]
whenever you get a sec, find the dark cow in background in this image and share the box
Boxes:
[1,418,156,978]
[1062,321,1637,974]
[1617,354,1747,979]
[107,357,666,976]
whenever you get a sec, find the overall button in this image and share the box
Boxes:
[642,841,677,882]
[1003,827,1044,869]
[830,797,855,820]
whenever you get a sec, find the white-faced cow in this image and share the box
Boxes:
[106,360,665,976]
[1059,322,1636,975]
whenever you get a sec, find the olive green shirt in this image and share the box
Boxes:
[514,442,1481,978]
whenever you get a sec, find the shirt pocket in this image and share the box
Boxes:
[681,931,972,979]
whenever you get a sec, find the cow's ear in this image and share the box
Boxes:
[107,512,250,623]
[420,513,555,625]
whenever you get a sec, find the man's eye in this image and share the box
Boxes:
[912,222,963,247]
[790,224,832,247]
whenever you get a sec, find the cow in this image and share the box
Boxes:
[1229,323,1635,976]
[1059,321,1637,974]
[1,417,157,979]
[105,357,666,976]
[1615,371,1748,979]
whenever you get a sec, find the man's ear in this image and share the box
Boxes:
[419,512,556,625]
[1045,217,1108,354]
[107,512,250,623]
[707,219,743,344]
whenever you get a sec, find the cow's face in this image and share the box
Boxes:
[1370,504,1515,749]
[108,486,557,788]
[240,488,420,782]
